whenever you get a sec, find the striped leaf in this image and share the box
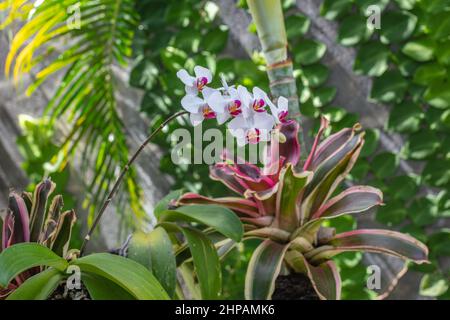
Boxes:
[310,229,429,264]
[245,239,289,300]
[285,250,341,300]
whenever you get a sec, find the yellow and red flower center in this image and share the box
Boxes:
[246,128,261,144]
[228,100,242,117]
[202,106,216,119]
[252,99,266,112]
[196,77,208,91]
[278,110,288,123]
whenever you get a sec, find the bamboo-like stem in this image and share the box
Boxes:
[246,0,306,159]
[79,111,188,256]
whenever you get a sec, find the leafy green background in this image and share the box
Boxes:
[6,0,448,299]
[127,0,449,299]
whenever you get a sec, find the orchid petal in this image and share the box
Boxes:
[216,112,230,125]
[237,85,252,118]
[201,86,216,99]
[206,91,228,113]
[278,96,288,112]
[194,66,212,83]
[185,85,198,95]
[181,95,203,113]
[254,112,275,131]
[177,69,195,86]
[228,115,249,131]
[253,86,268,101]
[190,113,204,126]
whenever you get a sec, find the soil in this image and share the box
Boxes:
[49,282,91,300]
[272,273,320,300]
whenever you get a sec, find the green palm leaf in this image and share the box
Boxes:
[1,0,145,224]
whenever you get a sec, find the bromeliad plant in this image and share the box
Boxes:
[0,179,169,300]
[176,118,430,300]
[0,178,76,298]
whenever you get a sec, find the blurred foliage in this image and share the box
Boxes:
[0,0,143,228]
[16,115,82,250]
[320,0,450,298]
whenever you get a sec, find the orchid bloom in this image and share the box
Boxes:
[181,94,217,126]
[228,113,275,146]
[176,66,213,95]
[177,66,287,145]
[268,96,289,123]
[207,86,244,125]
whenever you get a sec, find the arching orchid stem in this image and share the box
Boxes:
[79,111,188,256]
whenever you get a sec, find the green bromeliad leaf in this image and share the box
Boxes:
[275,164,311,231]
[72,253,169,300]
[245,239,288,300]
[159,204,243,242]
[153,189,184,219]
[0,243,68,288]
[311,229,429,264]
[285,250,341,300]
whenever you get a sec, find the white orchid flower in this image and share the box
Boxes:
[268,96,289,123]
[237,85,271,119]
[227,112,275,146]
[181,95,216,126]
[177,65,213,95]
[206,86,243,125]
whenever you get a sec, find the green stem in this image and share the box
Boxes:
[267,60,306,160]
[246,0,307,160]
[79,111,188,256]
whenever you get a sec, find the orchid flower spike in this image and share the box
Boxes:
[177,65,213,95]
[268,96,289,123]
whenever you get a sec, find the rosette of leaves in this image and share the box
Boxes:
[0,179,169,300]
[175,119,429,300]
[0,178,75,297]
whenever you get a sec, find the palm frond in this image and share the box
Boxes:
[1,0,145,225]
